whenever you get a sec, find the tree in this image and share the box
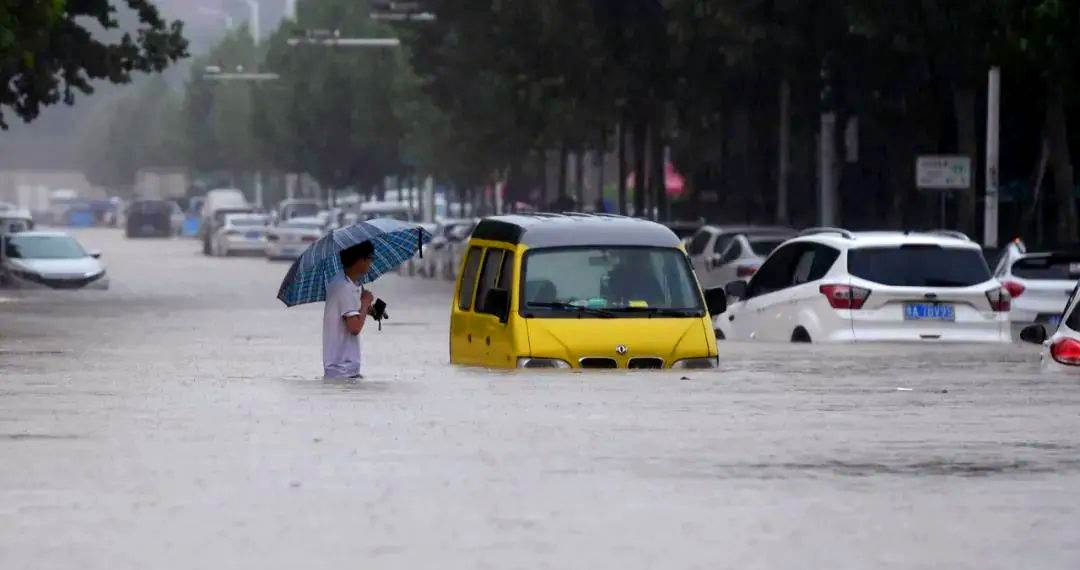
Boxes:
[0,0,188,129]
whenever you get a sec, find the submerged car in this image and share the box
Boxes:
[125,200,179,238]
[0,231,108,290]
[1019,285,1080,371]
[211,213,271,257]
[716,229,1011,343]
[449,214,726,369]
[265,216,327,260]
[994,239,1080,329]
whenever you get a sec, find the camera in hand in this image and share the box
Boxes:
[368,298,389,329]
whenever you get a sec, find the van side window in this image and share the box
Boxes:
[457,246,484,310]
[475,249,507,315]
[496,249,515,289]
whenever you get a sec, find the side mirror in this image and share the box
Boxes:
[724,280,748,300]
[1019,324,1048,345]
[704,287,727,315]
[89,250,102,259]
[482,289,510,323]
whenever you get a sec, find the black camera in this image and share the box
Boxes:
[368,298,389,329]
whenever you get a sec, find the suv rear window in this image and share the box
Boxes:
[1012,256,1080,280]
[848,246,990,287]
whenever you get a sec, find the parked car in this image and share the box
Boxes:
[421,218,476,279]
[686,225,794,281]
[0,231,108,290]
[125,200,179,238]
[716,228,1011,343]
[211,213,270,257]
[276,199,323,224]
[200,188,249,255]
[694,231,796,290]
[662,220,706,248]
[449,213,726,369]
[993,238,1080,329]
[1019,284,1080,370]
[0,209,34,235]
[265,216,328,260]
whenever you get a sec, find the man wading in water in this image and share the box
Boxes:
[322,241,375,379]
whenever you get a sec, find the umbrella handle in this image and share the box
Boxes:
[418,226,423,259]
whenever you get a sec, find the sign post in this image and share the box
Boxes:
[917,155,972,229]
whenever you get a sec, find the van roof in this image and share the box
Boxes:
[473,213,681,248]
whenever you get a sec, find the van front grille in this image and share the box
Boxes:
[579,357,618,369]
[628,358,664,369]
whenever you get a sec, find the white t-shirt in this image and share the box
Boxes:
[323,275,362,378]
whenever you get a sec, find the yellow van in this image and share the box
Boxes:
[449,214,727,369]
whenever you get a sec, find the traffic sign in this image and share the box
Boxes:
[917,156,972,190]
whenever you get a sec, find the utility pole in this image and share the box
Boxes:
[243,1,259,44]
[984,66,1001,247]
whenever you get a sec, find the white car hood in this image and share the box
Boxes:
[8,257,104,277]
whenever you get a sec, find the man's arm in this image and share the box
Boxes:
[343,290,374,335]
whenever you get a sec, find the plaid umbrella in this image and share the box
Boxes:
[277,218,433,307]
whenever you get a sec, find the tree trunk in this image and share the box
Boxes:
[1047,83,1077,245]
[617,121,627,215]
[558,142,569,201]
[953,87,978,235]
[777,78,791,224]
[633,120,647,217]
[650,112,666,221]
[575,147,585,210]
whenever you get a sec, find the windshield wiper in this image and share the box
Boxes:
[607,306,701,317]
[525,302,616,318]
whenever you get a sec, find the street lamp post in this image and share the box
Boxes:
[203,66,280,208]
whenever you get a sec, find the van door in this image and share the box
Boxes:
[473,248,517,368]
[450,245,484,365]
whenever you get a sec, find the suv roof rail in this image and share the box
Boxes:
[800,227,854,240]
[926,229,971,241]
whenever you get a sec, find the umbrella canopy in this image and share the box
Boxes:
[277,218,433,307]
[625,161,687,197]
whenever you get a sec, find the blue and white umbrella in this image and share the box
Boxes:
[277,218,433,307]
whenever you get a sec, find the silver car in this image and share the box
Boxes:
[687,225,795,290]
[0,231,108,290]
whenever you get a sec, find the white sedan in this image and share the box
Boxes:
[265,217,327,260]
[211,213,271,257]
[0,231,108,290]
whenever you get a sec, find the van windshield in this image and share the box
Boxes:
[520,247,704,317]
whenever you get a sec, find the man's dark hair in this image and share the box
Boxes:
[340,241,375,268]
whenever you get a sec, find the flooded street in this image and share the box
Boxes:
[3,228,1080,569]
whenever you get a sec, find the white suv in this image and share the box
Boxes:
[715,229,1011,343]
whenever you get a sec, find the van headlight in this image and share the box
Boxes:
[671,357,718,369]
[516,357,571,369]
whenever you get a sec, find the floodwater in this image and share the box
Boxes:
[2,229,1079,569]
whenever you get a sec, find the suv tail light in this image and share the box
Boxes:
[985,287,1011,312]
[736,265,758,278]
[820,284,870,310]
[1050,338,1080,366]
[1002,280,1025,298]
[302,235,318,243]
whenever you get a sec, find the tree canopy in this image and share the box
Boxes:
[0,0,188,129]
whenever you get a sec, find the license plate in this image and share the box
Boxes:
[245,231,261,239]
[904,303,955,321]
